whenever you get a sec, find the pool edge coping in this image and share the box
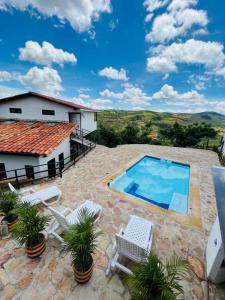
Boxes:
[102,153,202,230]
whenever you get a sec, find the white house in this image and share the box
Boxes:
[0,92,97,184]
[0,91,97,132]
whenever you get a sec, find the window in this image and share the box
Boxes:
[9,108,22,114]
[58,153,64,170]
[25,165,34,179]
[47,158,56,178]
[0,163,6,179]
[42,109,55,115]
[94,112,97,122]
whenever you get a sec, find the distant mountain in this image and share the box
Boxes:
[98,110,225,131]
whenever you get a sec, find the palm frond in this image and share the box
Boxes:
[127,253,189,300]
[63,208,102,272]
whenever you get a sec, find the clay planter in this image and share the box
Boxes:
[4,217,18,232]
[26,234,46,259]
[73,256,94,284]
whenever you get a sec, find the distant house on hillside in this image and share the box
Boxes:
[0,92,97,183]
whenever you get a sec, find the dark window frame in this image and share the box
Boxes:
[9,108,22,114]
[25,165,35,179]
[42,109,55,116]
[47,158,56,178]
[58,153,64,170]
[0,163,6,179]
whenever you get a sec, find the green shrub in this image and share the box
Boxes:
[0,189,19,222]
[63,208,102,272]
[127,253,189,300]
[12,202,50,247]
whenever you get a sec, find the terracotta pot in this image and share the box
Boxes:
[73,256,94,284]
[5,217,18,232]
[26,234,46,259]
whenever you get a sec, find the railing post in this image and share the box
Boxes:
[59,162,63,178]
[82,129,84,145]
[15,170,20,189]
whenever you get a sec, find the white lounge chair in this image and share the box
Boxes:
[47,200,103,242]
[106,215,154,275]
[8,183,62,206]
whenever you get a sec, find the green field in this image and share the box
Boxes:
[98,110,225,147]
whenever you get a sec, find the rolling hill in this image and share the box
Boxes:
[98,110,225,147]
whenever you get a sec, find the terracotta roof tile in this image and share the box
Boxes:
[0,121,77,156]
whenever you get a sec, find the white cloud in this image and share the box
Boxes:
[147,39,225,74]
[19,41,77,66]
[144,0,169,13]
[100,83,151,106]
[0,85,25,99]
[152,84,203,100]
[73,94,112,110]
[0,71,16,81]
[145,13,154,23]
[193,28,208,37]
[168,0,197,12]
[147,56,177,73]
[99,67,128,81]
[146,4,208,43]
[109,19,118,31]
[216,67,225,78]
[0,0,112,32]
[89,98,112,109]
[0,67,63,95]
[144,0,169,23]
[19,66,63,95]
[78,93,90,99]
[195,82,206,90]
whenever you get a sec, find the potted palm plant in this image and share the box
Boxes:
[63,208,102,284]
[12,202,50,258]
[127,253,189,300]
[0,188,19,231]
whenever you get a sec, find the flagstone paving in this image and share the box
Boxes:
[1,144,225,299]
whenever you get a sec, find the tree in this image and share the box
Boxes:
[139,121,152,144]
[121,124,141,144]
[97,125,121,147]
[160,122,217,147]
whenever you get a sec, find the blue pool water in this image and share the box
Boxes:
[110,156,190,214]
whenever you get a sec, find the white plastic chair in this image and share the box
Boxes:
[8,183,62,206]
[47,200,103,242]
[106,215,154,275]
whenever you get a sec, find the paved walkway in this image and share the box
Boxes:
[0,145,225,299]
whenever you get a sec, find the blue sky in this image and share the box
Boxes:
[0,0,225,113]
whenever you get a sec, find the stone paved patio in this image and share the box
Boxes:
[1,144,225,300]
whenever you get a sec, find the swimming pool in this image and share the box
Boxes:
[110,156,190,215]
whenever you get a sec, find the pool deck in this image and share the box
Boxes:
[1,144,225,300]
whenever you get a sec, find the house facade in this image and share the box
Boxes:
[0,92,97,183]
[0,91,97,132]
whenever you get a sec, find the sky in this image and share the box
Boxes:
[0,0,225,113]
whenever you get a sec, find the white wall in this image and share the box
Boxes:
[38,137,71,178]
[0,137,71,180]
[0,154,39,179]
[0,96,97,132]
[0,96,74,122]
[81,111,97,133]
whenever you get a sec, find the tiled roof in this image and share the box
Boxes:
[0,91,94,111]
[0,121,77,156]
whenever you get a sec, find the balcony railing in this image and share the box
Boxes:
[0,143,96,189]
